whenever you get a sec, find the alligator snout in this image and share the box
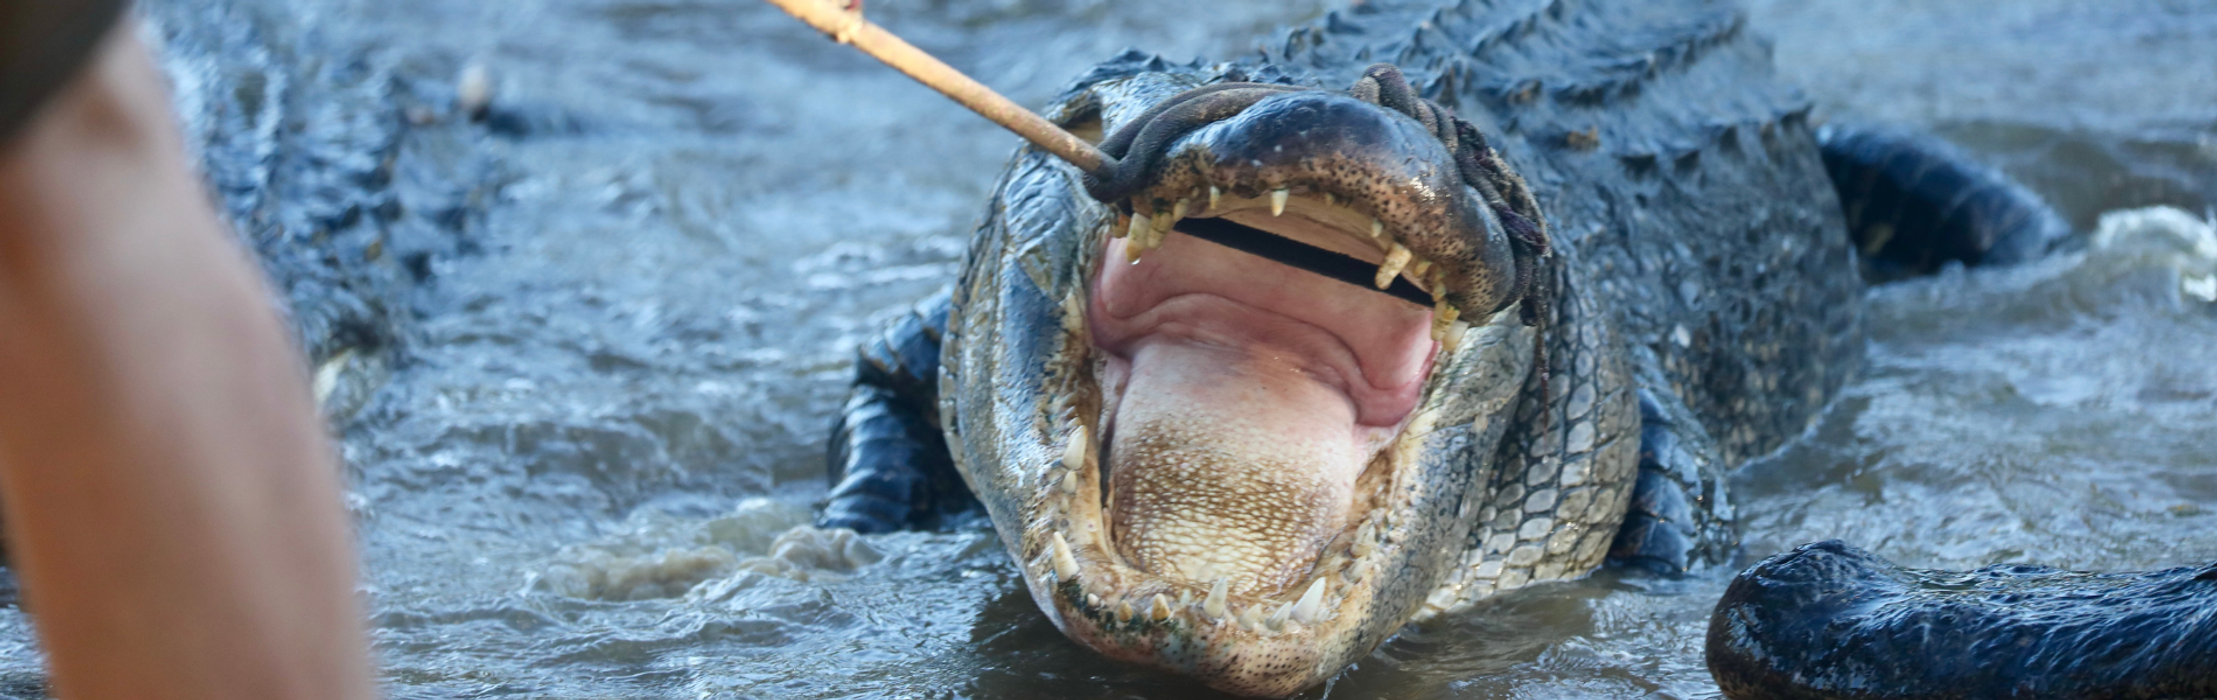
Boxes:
[1085,81,1525,323]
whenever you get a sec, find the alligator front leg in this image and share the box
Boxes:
[819,290,977,532]
[1608,385,1737,574]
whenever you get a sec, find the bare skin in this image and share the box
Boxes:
[0,23,377,700]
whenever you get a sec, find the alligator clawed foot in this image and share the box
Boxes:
[1609,390,1732,576]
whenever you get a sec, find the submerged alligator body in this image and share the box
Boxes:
[819,0,2076,695]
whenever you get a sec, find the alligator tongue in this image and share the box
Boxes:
[1107,339,1368,596]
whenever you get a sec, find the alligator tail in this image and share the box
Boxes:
[1818,124,2071,279]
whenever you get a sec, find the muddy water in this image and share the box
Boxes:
[0,0,2210,698]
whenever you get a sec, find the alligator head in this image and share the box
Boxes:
[940,59,1556,696]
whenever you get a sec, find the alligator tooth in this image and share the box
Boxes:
[1353,522,1378,558]
[1111,215,1130,239]
[1152,206,1176,233]
[1439,320,1469,355]
[1375,243,1412,289]
[1238,605,1265,632]
[1265,599,1293,631]
[1208,185,1221,210]
[1127,213,1150,243]
[1061,425,1090,471]
[1430,301,1462,341]
[1050,532,1080,581]
[1060,289,1086,334]
[1059,468,1078,495]
[1203,578,1229,619]
[1290,578,1328,624]
[1116,599,1135,622]
[1370,218,1384,239]
[1086,593,1103,609]
[1172,197,1190,222]
[1323,192,1337,207]
[1150,593,1174,622]
[1270,188,1289,216]
[1410,258,1433,283]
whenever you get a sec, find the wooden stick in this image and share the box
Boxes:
[760,0,1116,177]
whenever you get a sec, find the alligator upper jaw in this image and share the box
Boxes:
[1009,87,1519,696]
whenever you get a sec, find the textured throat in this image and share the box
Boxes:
[1090,189,1448,596]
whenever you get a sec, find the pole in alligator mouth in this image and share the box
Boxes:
[759,0,1117,179]
[761,0,1452,311]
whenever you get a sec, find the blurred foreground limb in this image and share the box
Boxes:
[0,15,377,700]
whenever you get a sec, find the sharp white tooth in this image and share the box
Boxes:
[1270,188,1288,216]
[1440,320,1470,355]
[1060,289,1086,334]
[1059,468,1078,495]
[1203,578,1229,619]
[1178,588,1194,608]
[1136,207,1170,252]
[1208,185,1221,210]
[1050,532,1080,581]
[1370,218,1384,239]
[1290,578,1328,624]
[1340,558,1366,584]
[1431,301,1462,342]
[1375,244,1412,289]
[1116,599,1135,621]
[1150,593,1173,621]
[1087,593,1103,608]
[1172,198,1190,221]
[1238,605,1264,631]
[1126,215,1150,263]
[1061,425,1090,471]
[1410,258,1433,282]
[1265,600,1293,630]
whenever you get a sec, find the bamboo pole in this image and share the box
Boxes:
[759,0,1116,178]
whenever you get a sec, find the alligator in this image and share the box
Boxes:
[810,0,2096,695]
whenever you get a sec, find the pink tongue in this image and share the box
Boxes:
[1106,339,1370,595]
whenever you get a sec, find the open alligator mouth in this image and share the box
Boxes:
[1011,67,1552,696]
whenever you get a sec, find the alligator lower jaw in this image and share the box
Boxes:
[1013,186,1477,696]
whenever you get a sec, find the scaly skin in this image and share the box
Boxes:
[872,0,1860,694]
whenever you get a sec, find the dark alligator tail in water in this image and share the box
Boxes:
[1709,541,2217,700]
[1817,124,2071,280]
